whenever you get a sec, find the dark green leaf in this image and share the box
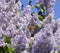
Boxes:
[2,34,11,44]
[38,11,42,15]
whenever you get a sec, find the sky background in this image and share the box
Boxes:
[54,0,60,20]
[20,0,60,20]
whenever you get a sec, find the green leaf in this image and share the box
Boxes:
[0,41,16,53]
[58,51,60,53]
[38,11,42,15]
[2,34,11,44]
[29,43,32,49]
[35,4,40,9]
[7,45,13,53]
[40,8,44,13]
[38,15,44,21]
[0,46,4,53]
[0,46,8,53]
[43,6,46,10]
[5,44,16,53]
[36,25,41,30]
[36,4,40,7]
[5,38,11,44]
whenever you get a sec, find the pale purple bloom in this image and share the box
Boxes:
[0,0,60,53]
[11,30,28,53]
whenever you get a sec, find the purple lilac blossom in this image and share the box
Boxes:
[0,0,60,53]
[31,22,58,53]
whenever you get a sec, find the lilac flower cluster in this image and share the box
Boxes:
[0,0,60,53]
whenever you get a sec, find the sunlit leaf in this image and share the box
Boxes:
[40,8,44,13]
[7,45,13,53]
[35,4,40,9]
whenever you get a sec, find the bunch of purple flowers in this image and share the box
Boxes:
[0,0,60,53]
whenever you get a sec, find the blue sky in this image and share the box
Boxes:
[54,0,60,20]
[20,0,60,20]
